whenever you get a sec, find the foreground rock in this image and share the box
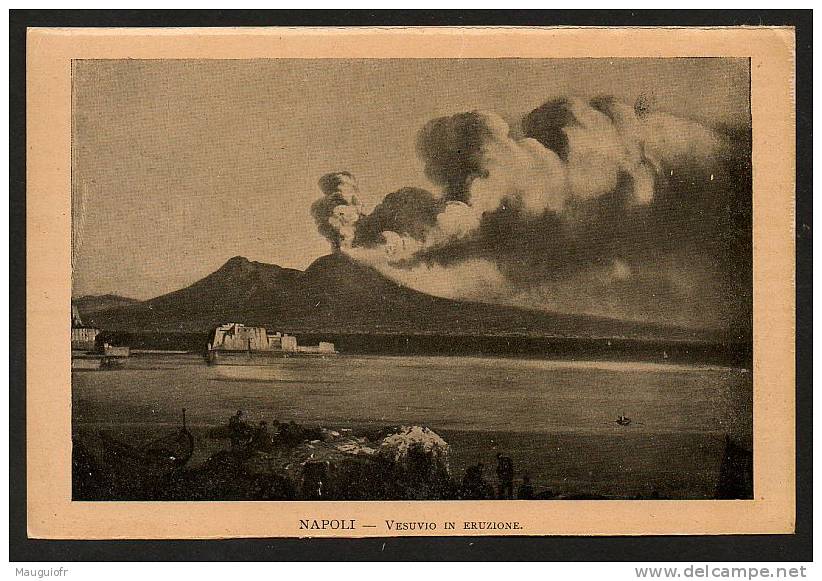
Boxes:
[74,422,457,501]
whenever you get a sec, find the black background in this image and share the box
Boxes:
[9,9,812,562]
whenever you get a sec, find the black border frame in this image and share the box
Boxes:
[9,9,812,562]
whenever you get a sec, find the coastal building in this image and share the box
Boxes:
[268,331,298,352]
[297,341,336,354]
[207,323,336,364]
[71,304,100,352]
[209,323,300,352]
[210,323,274,352]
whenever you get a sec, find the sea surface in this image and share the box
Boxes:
[72,353,752,499]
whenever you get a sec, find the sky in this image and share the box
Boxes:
[72,58,750,328]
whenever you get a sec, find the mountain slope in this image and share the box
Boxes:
[86,257,301,331]
[88,253,708,340]
[72,294,140,317]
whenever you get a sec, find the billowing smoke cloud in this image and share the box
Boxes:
[310,95,751,332]
[354,187,442,248]
[310,171,366,249]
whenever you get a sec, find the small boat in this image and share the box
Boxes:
[99,408,195,473]
[71,355,103,371]
[72,353,125,370]
[616,414,632,426]
[102,343,130,358]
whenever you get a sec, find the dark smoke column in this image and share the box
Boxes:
[311,171,365,250]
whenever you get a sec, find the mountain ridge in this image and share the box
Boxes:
[85,253,724,341]
[72,293,140,317]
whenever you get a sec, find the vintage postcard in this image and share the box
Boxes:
[26,26,796,538]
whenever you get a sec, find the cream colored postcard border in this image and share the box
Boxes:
[26,27,796,539]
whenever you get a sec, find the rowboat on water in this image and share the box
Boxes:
[615,414,632,426]
[98,408,194,475]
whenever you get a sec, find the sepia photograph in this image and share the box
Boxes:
[19,21,802,545]
[69,57,754,503]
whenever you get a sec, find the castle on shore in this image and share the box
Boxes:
[207,323,336,359]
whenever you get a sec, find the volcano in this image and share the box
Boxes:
[85,252,710,340]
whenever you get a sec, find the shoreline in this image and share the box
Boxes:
[95,330,752,368]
